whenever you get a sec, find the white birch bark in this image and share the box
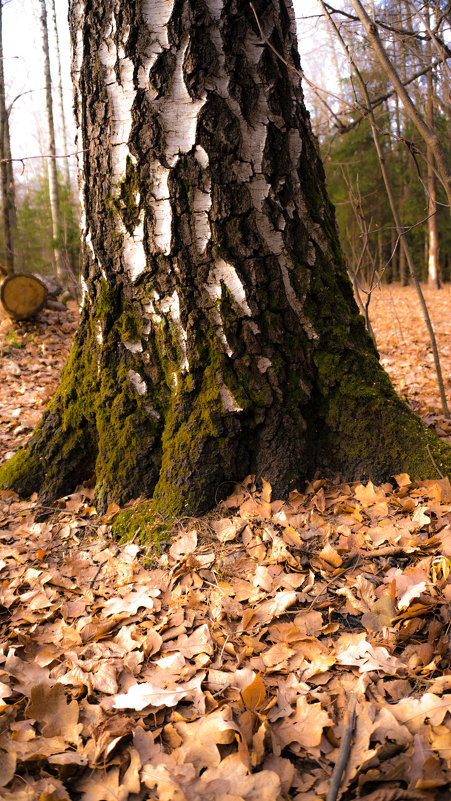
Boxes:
[39,0,66,281]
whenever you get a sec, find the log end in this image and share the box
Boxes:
[0,273,48,320]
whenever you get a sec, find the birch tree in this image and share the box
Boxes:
[0,0,16,274]
[39,0,65,281]
[50,0,71,189]
[1,0,450,515]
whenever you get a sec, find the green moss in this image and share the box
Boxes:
[5,332,24,349]
[182,178,191,201]
[110,500,174,551]
[94,361,161,509]
[0,445,42,496]
[317,349,451,483]
[117,302,142,342]
[96,280,118,319]
[113,156,141,233]
[150,329,232,515]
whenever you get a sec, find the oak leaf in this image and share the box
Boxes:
[26,682,80,742]
[336,640,403,674]
[273,695,332,753]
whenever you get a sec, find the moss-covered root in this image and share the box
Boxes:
[0,355,98,501]
[109,500,175,552]
[318,351,451,484]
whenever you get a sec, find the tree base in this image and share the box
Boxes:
[2,329,451,518]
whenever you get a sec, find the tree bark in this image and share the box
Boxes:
[1,0,451,514]
[39,0,66,282]
[425,5,439,289]
[50,0,71,190]
[0,0,17,274]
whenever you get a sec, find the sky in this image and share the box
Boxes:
[2,0,328,187]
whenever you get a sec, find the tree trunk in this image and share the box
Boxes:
[50,0,71,190]
[1,0,450,514]
[425,5,439,289]
[39,0,66,282]
[0,0,17,274]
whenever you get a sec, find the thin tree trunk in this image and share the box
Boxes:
[396,0,409,287]
[399,230,408,285]
[50,0,71,189]
[39,0,65,282]
[0,0,16,274]
[2,0,451,513]
[425,5,439,289]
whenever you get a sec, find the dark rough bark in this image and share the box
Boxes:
[1,0,451,515]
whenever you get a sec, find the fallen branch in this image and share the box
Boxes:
[326,691,357,801]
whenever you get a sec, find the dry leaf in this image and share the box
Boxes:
[241,673,267,710]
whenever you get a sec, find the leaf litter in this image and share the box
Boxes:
[1,286,451,800]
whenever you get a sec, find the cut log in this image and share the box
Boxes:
[0,273,48,320]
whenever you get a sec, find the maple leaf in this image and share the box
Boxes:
[385,565,431,610]
[141,760,197,800]
[78,767,130,801]
[174,623,214,658]
[210,517,243,542]
[169,529,197,560]
[252,590,297,624]
[390,692,451,733]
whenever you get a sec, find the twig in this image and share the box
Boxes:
[89,546,121,588]
[0,149,87,176]
[426,444,445,480]
[361,544,420,558]
[326,691,357,801]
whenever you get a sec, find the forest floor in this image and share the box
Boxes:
[1,284,451,801]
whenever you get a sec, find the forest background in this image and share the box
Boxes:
[1,0,449,292]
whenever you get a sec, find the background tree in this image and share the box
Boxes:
[14,167,79,275]
[0,0,17,274]
[50,0,71,190]
[299,0,450,286]
[1,0,450,515]
[39,0,66,281]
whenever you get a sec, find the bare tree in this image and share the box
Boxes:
[320,0,449,417]
[424,2,440,287]
[0,0,16,274]
[39,0,65,281]
[49,0,70,190]
[350,0,451,213]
